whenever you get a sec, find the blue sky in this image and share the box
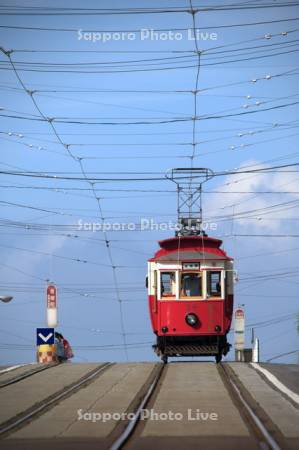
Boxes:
[0,0,298,364]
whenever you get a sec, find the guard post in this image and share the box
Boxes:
[36,328,57,363]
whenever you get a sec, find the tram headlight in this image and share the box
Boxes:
[185,313,199,327]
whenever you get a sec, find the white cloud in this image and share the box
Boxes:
[2,234,69,283]
[206,160,299,234]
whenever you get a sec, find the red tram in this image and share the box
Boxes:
[147,234,234,363]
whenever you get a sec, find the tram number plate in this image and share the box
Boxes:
[183,263,200,270]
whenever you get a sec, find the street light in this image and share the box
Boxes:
[0,296,13,303]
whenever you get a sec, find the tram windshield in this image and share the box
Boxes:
[160,272,176,297]
[180,272,202,297]
[207,271,221,297]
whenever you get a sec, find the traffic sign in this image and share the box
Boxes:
[36,328,55,346]
[47,285,57,309]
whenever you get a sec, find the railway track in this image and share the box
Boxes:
[0,363,58,388]
[0,364,30,375]
[0,362,112,438]
[218,363,287,450]
[0,362,295,449]
[108,362,165,450]
[107,362,289,450]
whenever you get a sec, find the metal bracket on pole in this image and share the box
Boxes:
[165,167,214,236]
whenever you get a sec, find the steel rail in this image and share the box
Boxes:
[218,363,283,450]
[0,363,58,388]
[0,364,31,375]
[0,362,112,437]
[109,363,165,450]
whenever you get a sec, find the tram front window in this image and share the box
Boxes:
[160,272,176,298]
[181,273,202,297]
[207,271,221,297]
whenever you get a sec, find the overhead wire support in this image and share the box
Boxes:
[166,168,214,236]
[0,46,129,361]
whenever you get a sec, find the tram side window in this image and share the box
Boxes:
[181,273,202,297]
[207,271,221,297]
[160,272,176,298]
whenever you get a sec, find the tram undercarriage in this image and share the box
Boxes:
[154,335,231,363]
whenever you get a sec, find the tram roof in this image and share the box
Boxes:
[149,235,232,262]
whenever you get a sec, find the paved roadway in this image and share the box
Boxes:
[0,362,297,450]
[260,363,299,394]
[229,363,299,450]
[0,364,40,384]
[0,363,101,427]
[127,362,257,450]
[0,365,34,376]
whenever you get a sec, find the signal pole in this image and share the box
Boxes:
[234,306,245,362]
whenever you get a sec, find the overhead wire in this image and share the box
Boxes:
[0,3,299,15]
[0,47,130,360]
[1,5,298,361]
[1,16,299,33]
